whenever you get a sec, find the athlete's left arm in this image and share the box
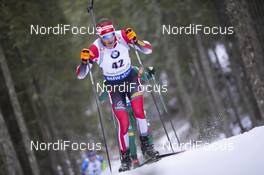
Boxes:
[121,29,152,54]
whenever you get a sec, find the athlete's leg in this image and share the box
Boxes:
[110,91,130,153]
[126,70,149,136]
[127,70,159,159]
[127,108,138,160]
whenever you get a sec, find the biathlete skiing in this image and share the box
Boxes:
[98,66,155,169]
[76,18,159,172]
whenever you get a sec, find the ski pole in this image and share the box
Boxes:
[151,75,180,146]
[132,43,180,146]
[136,46,180,146]
[86,59,112,174]
[86,0,112,173]
[131,43,175,152]
[151,91,175,153]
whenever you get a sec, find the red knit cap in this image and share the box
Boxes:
[96,22,115,36]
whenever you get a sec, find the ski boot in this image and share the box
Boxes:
[118,150,132,172]
[140,136,159,161]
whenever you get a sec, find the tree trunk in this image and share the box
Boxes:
[194,34,233,137]
[225,0,264,119]
[226,42,261,125]
[0,45,40,175]
[212,47,245,132]
[213,0,262,125]
[164,38,194,120]
[0,109,23,175]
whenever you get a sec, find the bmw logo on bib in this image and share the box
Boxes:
[111,50,120,59]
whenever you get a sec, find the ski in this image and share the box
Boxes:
[158,150,185,159]
[138,150,185,168]
[138,157,160,168]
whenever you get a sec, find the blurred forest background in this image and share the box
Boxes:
[0,0,264,175]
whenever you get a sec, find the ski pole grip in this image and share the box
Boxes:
[87,0,94,13]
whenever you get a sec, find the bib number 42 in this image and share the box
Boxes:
[112,59,124,69]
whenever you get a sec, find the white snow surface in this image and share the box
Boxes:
[117,126,264,175]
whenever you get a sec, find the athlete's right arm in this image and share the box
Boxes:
[76,44,99,79]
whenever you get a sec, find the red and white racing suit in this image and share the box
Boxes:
[76,29,152,153]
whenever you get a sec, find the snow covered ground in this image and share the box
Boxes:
[109,126,264,175]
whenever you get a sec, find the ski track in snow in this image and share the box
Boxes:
[105,126,264,175]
